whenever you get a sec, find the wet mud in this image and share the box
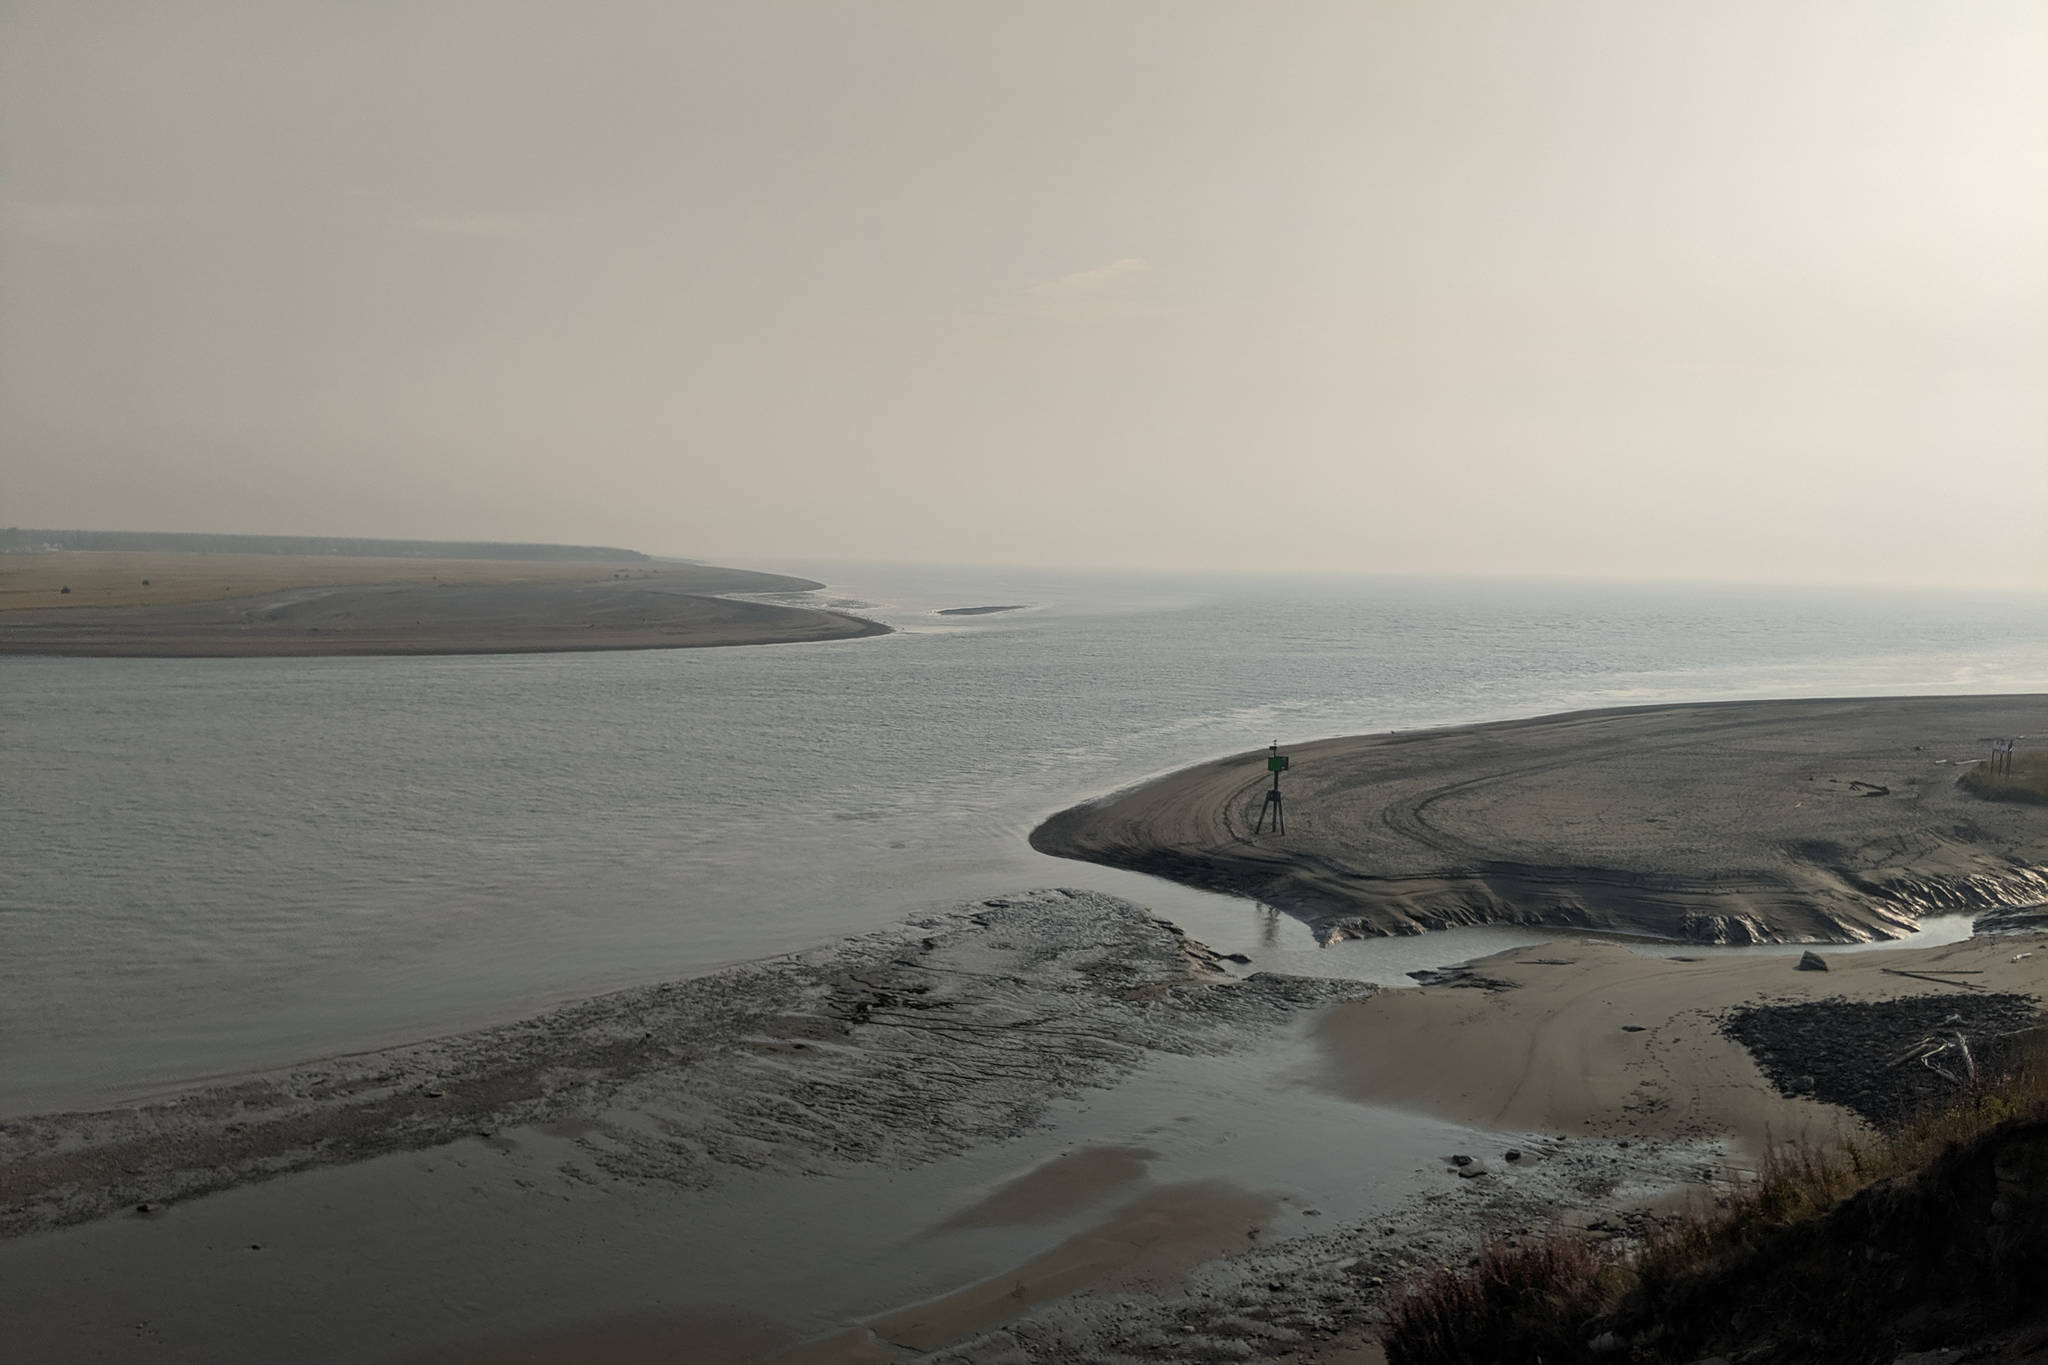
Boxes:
[0,890,1364,1239]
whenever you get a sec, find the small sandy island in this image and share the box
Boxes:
[936,604,1029,616]
[0,551,887,656]
[1034,696,2048,944]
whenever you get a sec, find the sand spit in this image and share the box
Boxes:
[0,891,1362,1240]
[0,560,886,656]
[0,549,817,610]
[1033,695,2048,945]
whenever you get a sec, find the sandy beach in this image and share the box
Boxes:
[1313,931,2047,1152]
[0,551,886,655]
[1033,695,2048,944]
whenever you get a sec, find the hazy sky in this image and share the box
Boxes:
[4,2,2043,587]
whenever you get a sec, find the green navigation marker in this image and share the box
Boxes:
[1256,742,1288,834]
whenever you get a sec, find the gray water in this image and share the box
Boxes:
[5,565,2045,1115]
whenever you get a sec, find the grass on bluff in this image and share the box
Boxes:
[1385,1030,2048,1365]
[1958,752,2048,805]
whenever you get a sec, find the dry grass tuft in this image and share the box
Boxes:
[1385,1237,1624,1365]
[1958,752,2048,804]
[1386,1031,2048,1365]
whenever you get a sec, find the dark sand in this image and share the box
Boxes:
[1033,696,2048,944]
[0,891,1357,1240]
[0,560,886,656]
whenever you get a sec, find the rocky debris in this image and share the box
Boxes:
[1721,994,2043,1129]
[1406,965,1518,991]
[0,890,1370,1238]
[1796,950,1829,972]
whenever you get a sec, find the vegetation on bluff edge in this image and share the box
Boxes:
[1387,1028,2048,1365]
[1960,753,2048,806]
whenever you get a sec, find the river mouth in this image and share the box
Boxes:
[9,568,2047,1115]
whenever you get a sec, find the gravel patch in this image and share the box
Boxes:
[1721,993,2042,1129]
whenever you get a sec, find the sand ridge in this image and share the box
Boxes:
[1033,696,2048,944]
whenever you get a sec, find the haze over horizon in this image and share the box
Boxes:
[5,2,2043,591]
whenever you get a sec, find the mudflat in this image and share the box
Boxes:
[13,885,2025,1362]
[0,892,1391,1363]
[1033,696,2048,944]
[0,552,886,655]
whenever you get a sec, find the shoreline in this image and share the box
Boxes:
[1033,694,2048,946]
[4,887,2042,1362]
[0,888,1730,1364]
[0,553,888,655]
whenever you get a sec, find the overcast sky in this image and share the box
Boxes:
[4,2,2043,587]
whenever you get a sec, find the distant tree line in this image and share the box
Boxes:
[0,529,649,563]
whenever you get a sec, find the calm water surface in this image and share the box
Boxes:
[5,566,2045,1114]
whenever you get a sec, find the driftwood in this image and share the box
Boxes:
[1881,967,1986,990]
[1886,1016,1981,1087]
[1885,1012,2045,1090]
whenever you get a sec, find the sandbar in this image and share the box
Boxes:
[1033,696,2048,944]
[0,552,886,655]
